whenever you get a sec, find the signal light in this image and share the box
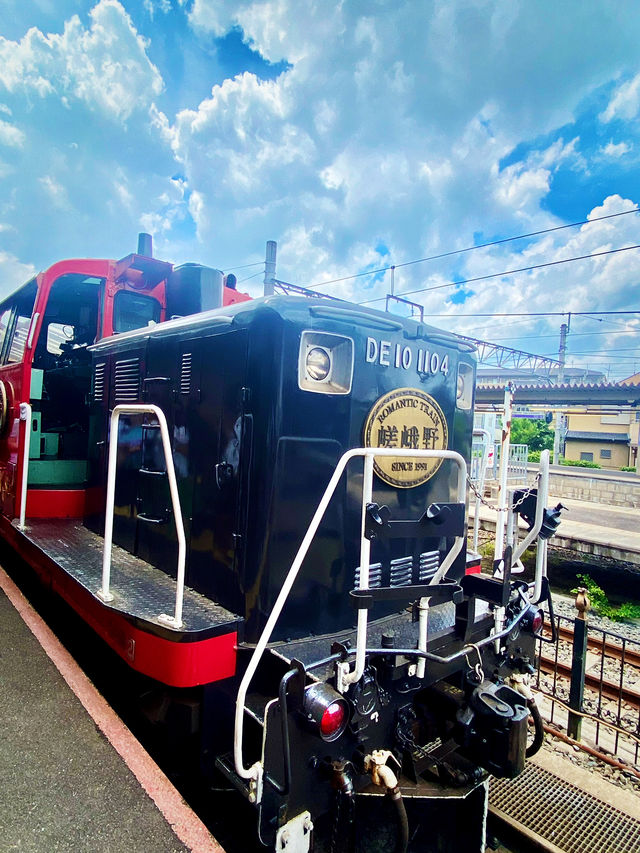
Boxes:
[522,605,544,635]
[303,683,349,742]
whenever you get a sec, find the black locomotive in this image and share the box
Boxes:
[0,237,547,852]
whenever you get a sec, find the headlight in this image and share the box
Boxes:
[298,331,354,394]
[456,361,474,410]
[306,346,331,381]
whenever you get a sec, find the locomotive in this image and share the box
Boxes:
[0,236,547,852]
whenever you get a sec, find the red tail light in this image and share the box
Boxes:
[523,605,544,635]
[320,701,347,738]
[303,683,349,742]
[531,609,544,634]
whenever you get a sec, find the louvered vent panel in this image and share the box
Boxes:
[180,352,192,395]
[390,556,413,587]
[93,362,106,402]
[114,357,140,403]
[419,550,440,582]
[354,562,382,589]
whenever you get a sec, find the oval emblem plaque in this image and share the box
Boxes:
[363,388,448,488]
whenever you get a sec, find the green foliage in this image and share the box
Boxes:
[510,418,555,451]
[560,458,601,469]
[528,450,541,463]
[617,602,640,620]
[621,466,637,473]
[572,573,640,622]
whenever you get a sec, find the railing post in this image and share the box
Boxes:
[567,587,590,740]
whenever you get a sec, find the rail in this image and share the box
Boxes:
[233,447,467,788]
[97,404,186,629]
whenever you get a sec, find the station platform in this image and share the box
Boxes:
[0,567,222,853]
[470,495,640,567]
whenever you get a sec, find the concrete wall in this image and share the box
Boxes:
[546,470,640,507]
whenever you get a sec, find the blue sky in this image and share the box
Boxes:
[1,0,639,378]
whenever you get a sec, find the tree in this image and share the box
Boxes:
[510,418,554,451]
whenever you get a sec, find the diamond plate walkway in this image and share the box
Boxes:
[0,567,222,853]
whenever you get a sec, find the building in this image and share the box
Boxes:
[564,410,639,469]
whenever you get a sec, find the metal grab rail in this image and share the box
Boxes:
[233,446,467,787]
[97,404,186,629]
[18,402,33,531]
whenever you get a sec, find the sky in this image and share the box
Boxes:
[1,0,640,380]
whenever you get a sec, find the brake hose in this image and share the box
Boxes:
[387,786,409,853]
[526,697,544,758]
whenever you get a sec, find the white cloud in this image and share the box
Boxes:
[601,140,631,158]
[0,118,24,147]
[1,1,640,377]
[600,72,640,123]
[0,250,36,300]
[0,0,163,122]
[144,0,172,19]
[39,175,70,209]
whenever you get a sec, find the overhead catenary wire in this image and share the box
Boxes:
[222,261,264,273]
[358,243,640,305]
[237,270,265,284]
[430,310,640,317]
[299,206,640,291]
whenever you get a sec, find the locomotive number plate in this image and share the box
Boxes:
[363,388,448,488]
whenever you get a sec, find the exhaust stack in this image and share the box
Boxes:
[138,232,153,257]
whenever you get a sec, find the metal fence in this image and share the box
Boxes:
[534,610,640,768]
[469,440,529,485]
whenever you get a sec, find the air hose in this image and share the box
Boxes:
[364,752,409,853]
[526,697,544,757]
[387,786,409,853]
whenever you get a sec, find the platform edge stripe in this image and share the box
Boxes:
[0,565,224,853]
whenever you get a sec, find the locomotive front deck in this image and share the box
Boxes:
[1,516,241,686]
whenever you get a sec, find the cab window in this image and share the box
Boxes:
[8,314,32,363]
[0,279,37,365]
[113,291,161,333]
[0,308,11,358]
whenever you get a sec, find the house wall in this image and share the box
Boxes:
[564,438,629,468]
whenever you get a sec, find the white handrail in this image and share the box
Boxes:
[97,404,186,629]
[233,446,467,785]
[18,402,33,531]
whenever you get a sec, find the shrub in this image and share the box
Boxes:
[560,458,601,469]
[621,465,637,473]
[572,573,640,622]
[528,450,541,463]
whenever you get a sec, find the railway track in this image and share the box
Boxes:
[556,623,640,668]
[537,622,640,709]
[538,652,640,706]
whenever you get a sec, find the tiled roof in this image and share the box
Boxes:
[565,431,630,443]
[476,381,630,391]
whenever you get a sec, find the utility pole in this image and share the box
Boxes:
[553,315,570,464]
[264,240,277,296]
